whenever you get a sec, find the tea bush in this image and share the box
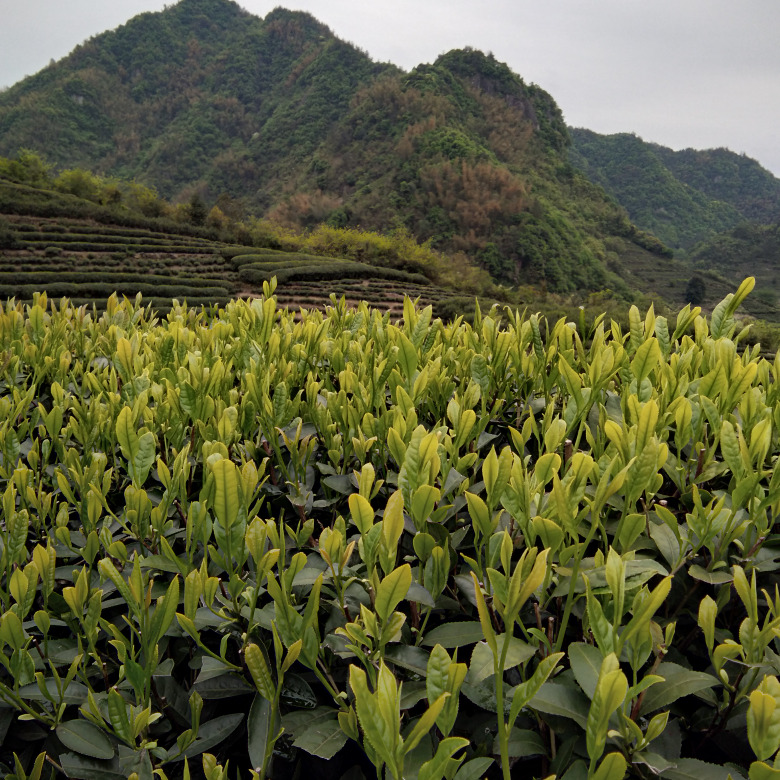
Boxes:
[0,278,778,780]
[238,261,430,286]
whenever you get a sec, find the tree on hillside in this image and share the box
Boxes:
[0,218,17,249]
[187,193,208,226]
[0,149,53,187]
[685,275,706,306]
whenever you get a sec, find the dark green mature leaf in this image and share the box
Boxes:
[407,581,436,608]
[553,558,668,597]
[322,474,354,494]
[139,555,184,574]
[59,753,126,780]
[467,636,536,686]
[247,695,271,770]
[496,727,546,758]
[193,673,255,699]
[442,468,467,498]
[400,680,429,710]
[559,760,589,780]
[583,559,669,591]
[528,681,590,728]
[282,707,348,759]
[121,748,154,780]
[639,663,719,715]
[688,565,733,584]
[568,642,603,700]
[422,622,485,648]
[661,757,738,780]
[56,720,115,760]
[632,751,676,774]
[19,679,89,704]
[177,713,244,761]
[497,634,537,667]
[454,758,495,780]
[465,641,495,686]
[385,645,431,677]
[648,522,682,569]
[281,674,317,708]
[461,681,502,713]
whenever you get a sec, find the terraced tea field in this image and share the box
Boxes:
[0,203,462,318]
[613,240,780,322]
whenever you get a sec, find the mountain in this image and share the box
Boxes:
[0,0,668,295]
[569,129,780,250]
[0,0,389,201]
[688,223,780,314]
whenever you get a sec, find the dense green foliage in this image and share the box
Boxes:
[0,182,475,321]
[1,281,780,780]
[568,131,780,324]
[3,154,694,332]
[655,146,780,224]
[569,129,780,251]
[0,0,667,295]
[569,131,738,250]
[688,223,780,314]
[0,0,388,203]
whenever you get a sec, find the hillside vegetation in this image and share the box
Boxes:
[2,280,780,780]
[0,164,470,318]
[569,130,780,322]
[3,147,780,342]
[569,129,780,251]
[688,223,780,309]
[0,0,668,295]
[1,0,778,326]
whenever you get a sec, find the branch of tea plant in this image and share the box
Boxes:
[553,518,599,654]
[261,440,278,487]
[629,645,666,721]
[413,605,434,647]
[665,579,700,623]
[699,665,759,749]
[0,679,57,727]
[45,754,64,775]
[314,657,349,712]
[172,498,188,527]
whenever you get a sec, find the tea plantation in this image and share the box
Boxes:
[0,179,464,320]
[0,277,778,780]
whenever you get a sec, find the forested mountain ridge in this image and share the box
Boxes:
[569,128,780,250]
[0,0,668,294]
[0,0,390,201]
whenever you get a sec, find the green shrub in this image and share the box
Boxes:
[4,283,775,777]
[0,218,18,249]
[238,262,430,286]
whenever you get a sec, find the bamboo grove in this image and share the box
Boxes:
[0,277,779,780]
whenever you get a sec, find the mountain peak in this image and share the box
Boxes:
[263,6,335,38]
[421,47,568,153]
[434,48,525,96]
[166,0,252,30]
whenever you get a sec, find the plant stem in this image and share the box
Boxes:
[554,521,598,653]
[495,621,514,780]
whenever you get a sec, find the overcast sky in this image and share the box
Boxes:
[2,0,780,176]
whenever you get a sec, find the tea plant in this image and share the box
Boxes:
[0,278,778,780]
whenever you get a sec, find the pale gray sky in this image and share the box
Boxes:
[2,0,780,176]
